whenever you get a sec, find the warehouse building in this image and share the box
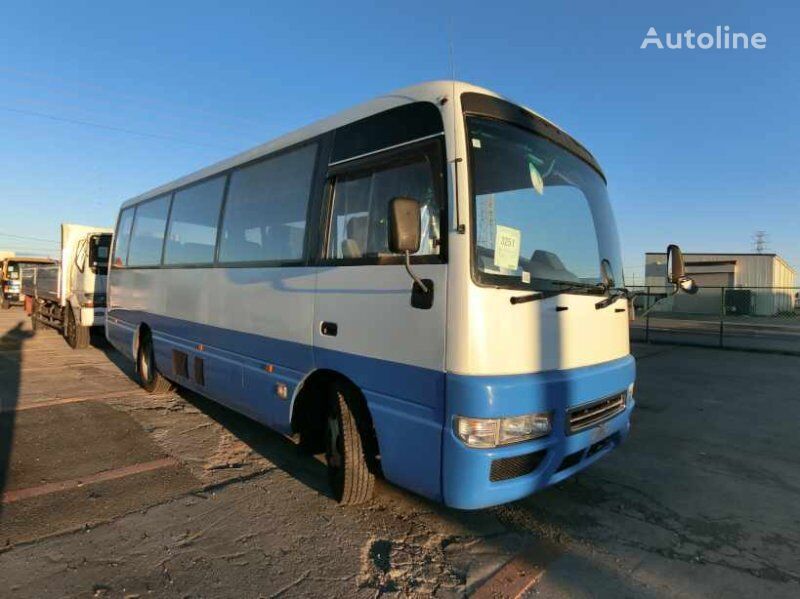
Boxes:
[644,252,797,316]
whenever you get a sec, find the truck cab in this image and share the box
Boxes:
[2,257,56,309]
[69,231,113,328]
[25,225,113,349]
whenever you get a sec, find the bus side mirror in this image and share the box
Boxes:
[666,244,698,294]
[388,197,421,254]
[666,244,685,283]
[388,196,432,306]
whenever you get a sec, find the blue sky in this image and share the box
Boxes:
[0,0,797,283]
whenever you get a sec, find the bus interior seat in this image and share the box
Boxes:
[264,225,293,260]
[341,216,368,258]
[177,242,212,263]
[235,239,264,262]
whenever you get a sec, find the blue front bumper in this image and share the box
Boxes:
[443,355,635,509]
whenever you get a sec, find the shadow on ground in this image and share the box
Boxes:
[0,322,34,514]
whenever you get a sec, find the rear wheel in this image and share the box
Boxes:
[64,306,89,349]
[136,330,173,394]
[324,384,375,505]
[1,298,9,310]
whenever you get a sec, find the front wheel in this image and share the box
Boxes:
[325,385,375,505]
[64,306,89,349]
[136,331,173,394]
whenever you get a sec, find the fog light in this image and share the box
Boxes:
[455,413,551,448]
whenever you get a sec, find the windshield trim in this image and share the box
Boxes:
[463,111,612,293]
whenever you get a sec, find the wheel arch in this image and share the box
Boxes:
[132,321,152,358]
[290,368,381,471]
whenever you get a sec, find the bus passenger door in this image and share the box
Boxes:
[313,140,448,501]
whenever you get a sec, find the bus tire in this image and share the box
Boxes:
[64,307,89,349]
[137,330,173,394]
[325,384,375,505]
[1,299,9,310]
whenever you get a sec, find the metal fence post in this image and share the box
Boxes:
[645,285,651,343]
[719,287,725,348]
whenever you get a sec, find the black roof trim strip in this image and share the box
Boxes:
[331,102,444,165]
[460,92,605,181]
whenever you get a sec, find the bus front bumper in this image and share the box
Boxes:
[442,355,635,510]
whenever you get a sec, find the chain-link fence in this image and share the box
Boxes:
[630,286,800,355]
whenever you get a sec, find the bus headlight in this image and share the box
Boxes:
[455,413,551,448]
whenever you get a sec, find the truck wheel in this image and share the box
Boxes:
[324,384,375,505]
[137,331,173,394]
[64,307,89,349]
[1,299,9,310]
[31,304,41,332]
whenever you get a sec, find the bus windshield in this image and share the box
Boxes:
[467,117,623,292]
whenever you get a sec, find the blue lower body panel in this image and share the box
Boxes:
[107,309,634,510]
[443,355,636,509]
[106,310,445,501]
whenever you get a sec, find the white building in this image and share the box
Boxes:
[644,252,797,316]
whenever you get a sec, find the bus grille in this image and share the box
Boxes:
[567,393,626,434]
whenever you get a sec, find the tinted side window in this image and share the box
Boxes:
[164,176,226,265]
[327,154,441,260]
[113,207,135,267]
[127,195,171,266]
[218,143,317,263]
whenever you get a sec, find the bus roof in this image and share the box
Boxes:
[119,80,590,210]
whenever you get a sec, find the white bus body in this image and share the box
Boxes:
[107,81,637,509]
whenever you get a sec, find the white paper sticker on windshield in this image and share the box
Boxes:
[494,225,521,271]
[521,271,531,284]
[529,162,544,195]
[472,138,482,148]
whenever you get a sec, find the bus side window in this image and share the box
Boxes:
[218,143,317,264]
[113,207,136,267]
[327,152,441,261]
[127,195,171,267]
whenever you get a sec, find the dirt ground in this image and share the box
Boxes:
[0,307,798,597]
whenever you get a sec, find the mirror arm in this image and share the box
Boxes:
[404,251,429,294]
[635,282,690,318]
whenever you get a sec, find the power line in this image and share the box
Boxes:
[0,66,268,131]
[0,105,237,151]
[0,231,58,243]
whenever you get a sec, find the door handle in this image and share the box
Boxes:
[321,321,338,336]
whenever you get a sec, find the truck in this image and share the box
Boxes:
[2,255,56,309]
[22,224,113,348]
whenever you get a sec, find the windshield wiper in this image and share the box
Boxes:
[510,282,607,305]
[549,279,607,290]
[510,292,545,305]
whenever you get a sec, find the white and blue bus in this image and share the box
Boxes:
[107,81,693,509]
